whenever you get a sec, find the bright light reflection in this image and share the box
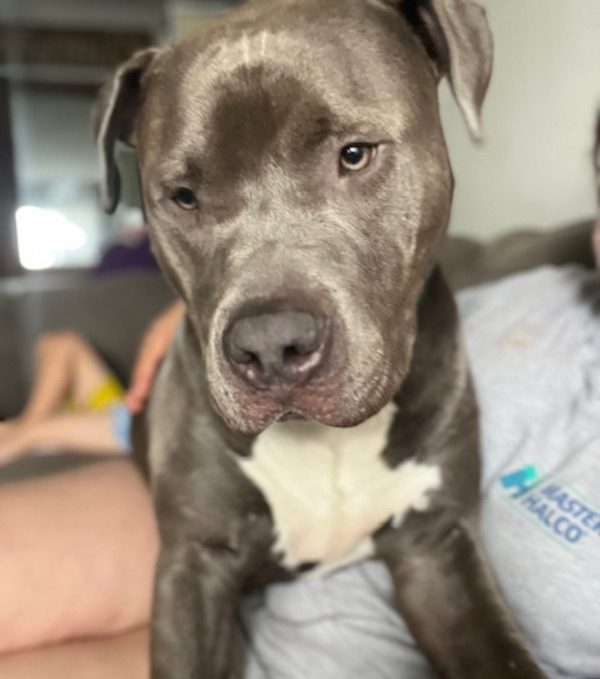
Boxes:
[15,206,86,270]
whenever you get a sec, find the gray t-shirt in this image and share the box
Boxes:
[243,266,600,679]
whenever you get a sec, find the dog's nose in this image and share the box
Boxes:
[225,310,327,389]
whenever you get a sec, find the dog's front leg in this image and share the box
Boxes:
[377,514,547,679]
[148,461,272,679]
[151,538,245,679]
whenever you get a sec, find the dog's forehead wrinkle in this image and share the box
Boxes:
[260,29,269,57]
[177,24,415,130]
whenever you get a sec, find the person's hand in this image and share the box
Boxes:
[126,301,185,414]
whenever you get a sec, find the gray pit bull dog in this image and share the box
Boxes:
[96,1,549,677]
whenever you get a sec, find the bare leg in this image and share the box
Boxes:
[0,411,125,463]
[0,331,125,460]
[0,628,150,679]
[0,332,116,438]
[0,460,158,654]
[26,331,116,421]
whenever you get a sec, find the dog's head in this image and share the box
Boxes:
[96,0,492,435]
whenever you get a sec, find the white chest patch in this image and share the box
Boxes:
[238,403,442,575]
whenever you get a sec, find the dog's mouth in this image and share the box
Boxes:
[217,383,335,434]
[275,410,307,423]
[209,362,396,437]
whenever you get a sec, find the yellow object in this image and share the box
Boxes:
[86,376,125,410]
[63,376,125,412]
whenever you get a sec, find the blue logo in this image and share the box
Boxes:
[500,465,538,497]
[500,465,600,551]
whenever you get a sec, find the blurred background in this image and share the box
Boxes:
[442,0,600,242]
[0,0,240,415]
[0,0,240,276]
[0,0,598,277]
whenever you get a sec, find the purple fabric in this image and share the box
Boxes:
[94,233,159,276]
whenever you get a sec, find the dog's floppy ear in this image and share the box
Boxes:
[94,48,161,214]
[397,0,493,139]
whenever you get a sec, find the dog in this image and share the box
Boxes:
[96,1,549,677]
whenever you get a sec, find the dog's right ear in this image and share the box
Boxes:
[94,48,161,214]
[393,0,493,140]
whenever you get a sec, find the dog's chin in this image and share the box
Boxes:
[212,384,397,437]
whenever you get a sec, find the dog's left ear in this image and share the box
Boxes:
[94,48,161,214]
[396,0,493,139]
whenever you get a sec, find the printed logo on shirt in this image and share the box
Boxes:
[500,466,600,553]
[500,465,538,497]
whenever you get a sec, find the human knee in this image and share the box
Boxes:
[36,330,86,356]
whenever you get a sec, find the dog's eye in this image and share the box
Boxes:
[172,187,198,210]
[339,144,375,174]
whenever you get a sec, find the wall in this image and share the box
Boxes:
[169,0,236,40]
[10,87,107,268]
[440,0,600,240]
[0,0,164,31]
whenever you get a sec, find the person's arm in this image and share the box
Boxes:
[126,301,185,414]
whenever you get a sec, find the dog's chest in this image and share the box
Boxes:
[238,403,441,574]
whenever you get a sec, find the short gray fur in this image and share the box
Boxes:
[96,1,548,678]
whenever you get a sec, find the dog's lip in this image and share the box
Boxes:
[236,402,383,437]
[217,387,393,436]
[218,371,385,433]
[213,349,396,434]
[274,410,307,423]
